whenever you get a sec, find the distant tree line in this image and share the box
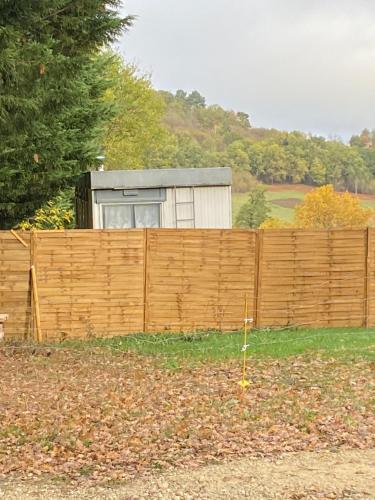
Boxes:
[104,77,375,196]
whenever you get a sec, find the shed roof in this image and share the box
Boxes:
[82,167,231,190]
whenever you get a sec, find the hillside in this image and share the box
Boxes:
[156,90,375,195]
[102,62,375,195]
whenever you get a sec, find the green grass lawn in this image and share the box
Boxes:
[232,188,304,224]
[361,199,375,211]
[267,203,295,222]
[265,190,305,201]
[62,327,375,365]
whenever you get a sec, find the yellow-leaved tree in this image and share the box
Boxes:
[103,56,172,170]
[294,185,373,229]
[260,217,294,229]
[17,191,74,230]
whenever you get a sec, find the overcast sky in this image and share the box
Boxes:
[119,1,375,140]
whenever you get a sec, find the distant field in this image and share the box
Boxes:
[232,184,375,225]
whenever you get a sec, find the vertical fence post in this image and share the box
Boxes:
[253,229,264,328]
[29,230,35,340]
[31,265,42,342]
[30,230,42,342]
[365,227,371,328]
[143,228,149,333]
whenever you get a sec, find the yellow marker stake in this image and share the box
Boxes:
[238,297,251,388]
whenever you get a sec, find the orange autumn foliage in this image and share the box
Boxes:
[294,185,373,229]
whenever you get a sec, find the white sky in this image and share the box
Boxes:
[119,0,375,140]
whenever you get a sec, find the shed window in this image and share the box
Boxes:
[102,203,160,229]
[134,204,160,228]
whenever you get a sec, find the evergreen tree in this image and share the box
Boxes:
[0,1,133,228]
[235,186,270,228]
[236,112,251,128]
[186,90,206,108]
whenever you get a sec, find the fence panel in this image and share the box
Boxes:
[145,229,257,332]
[0,231,31,340]
[258,229,367,328]
[34,230,145,340]
[1,228,374,340]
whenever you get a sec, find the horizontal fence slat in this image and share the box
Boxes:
[0,228,373,340]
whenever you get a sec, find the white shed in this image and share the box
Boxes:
[76,167,232,229]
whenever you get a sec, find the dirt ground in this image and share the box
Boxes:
[0,449,374,499]
[265,183,375,202]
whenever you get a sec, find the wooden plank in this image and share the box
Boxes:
[31,265,42,342]
[10,230,28,248]
[146,229,256,332]
[143,229,148,333]
[253,230,263,328]
[365,228,371,327]
[0,231,31,340]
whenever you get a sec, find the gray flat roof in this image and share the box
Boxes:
[83,167,232,190]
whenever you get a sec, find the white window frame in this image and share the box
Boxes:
[99,202,163,229]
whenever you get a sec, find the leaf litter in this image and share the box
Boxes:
[0,348,374,483]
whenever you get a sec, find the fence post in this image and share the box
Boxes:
[143,228,149,333]
[31,265,42,342]
[29,230,35,339]
[365,227,371,328]
[29,230,42,341]
[253,229,264,328]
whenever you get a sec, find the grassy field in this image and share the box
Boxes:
[63,327,375,365]
[232,184,375,224]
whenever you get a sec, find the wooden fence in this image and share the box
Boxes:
[0,228,374,341]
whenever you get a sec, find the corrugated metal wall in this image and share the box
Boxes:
[161,188,176,227]
[162,186,232,229]
[193,186,232,228]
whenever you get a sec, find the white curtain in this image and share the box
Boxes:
[103,205,132,229]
